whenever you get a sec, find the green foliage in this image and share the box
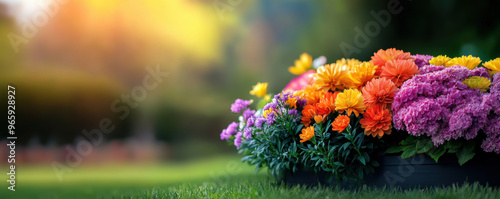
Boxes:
[386,136,477,165]
[240,106,383,185]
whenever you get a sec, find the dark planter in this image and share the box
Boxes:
[283,153,500,189]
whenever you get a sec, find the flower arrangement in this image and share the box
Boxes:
[220,48,500,184]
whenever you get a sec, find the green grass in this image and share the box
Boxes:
[1,156,499,199]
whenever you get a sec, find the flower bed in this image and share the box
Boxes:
[220,49,500,187]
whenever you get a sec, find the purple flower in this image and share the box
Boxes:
[393,65,500,149]
[220,122,238,140]
[246,117,255,128]
[234,132,243,148]
[231,99,252,113]
[255,117,266,128]
[242,109,255,120]
[243,127,252,140]
[412,54,433,68]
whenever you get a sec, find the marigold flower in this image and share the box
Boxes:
[288,53,312,75]
[250,82,268,98]
[301,105,317,126]
[335,89,366,117]
[315,63,348,91]
[370,48,412,76]
[315,102,331,116]
[314,115,325,124]
[348,62,378,89]
[299,126,315,143]
[331,115,350,132]
[446,55,481,69]
[319,91,339,111]
[483,58,500,76]
[286,97,298,109]
[359,104,392,138]
[294,85,324,105]
[335,58,362,71]
[362,77,397,108]
[463,76,491,92]
[429,55,451,66]
[380,59,419,87]
[263,108,274,118]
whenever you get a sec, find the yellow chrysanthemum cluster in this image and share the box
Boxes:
[430,55,482,70]
[483,58,500,76]
[314,59,378,92]
[463,76,491,92]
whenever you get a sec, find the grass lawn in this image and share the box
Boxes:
[1,156,499,199]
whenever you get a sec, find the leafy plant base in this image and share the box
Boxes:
[282,154,500,189]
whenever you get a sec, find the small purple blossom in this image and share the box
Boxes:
[242,109,255,120]
[412,54,433,68]
[234,132,243,148]
[243,127,252,140]
[220,122,239,140]
[231,99,252,113]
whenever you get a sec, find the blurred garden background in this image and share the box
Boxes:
[0,0,499,198]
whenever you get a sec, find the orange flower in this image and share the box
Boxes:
[362,77,397,108]
[380,59,419,87]
[300,126,315,143]
[331,115,350,132]
[301,105,317,126]
[315,63,348,91]
[294,85,324,105]
[347,62,378,89]
[335,58,362,71]
[320,91,339,112]
[286,97,298,109]
[359,104,392,138]
[314,115,325,124]
[315,102,331,116]
[371,48,412,76]
[335,89,366,117]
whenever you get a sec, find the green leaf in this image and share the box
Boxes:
[386,146,404,154]
[401,136,417,146]
[358,155,366,165]
[428,147,446,162]
[457,142,475,166]
[401,145,417,159]
[417,139,434,153]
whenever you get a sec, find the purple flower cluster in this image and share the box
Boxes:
[231,99,252,113]
[393,66,500,153]
[411,54,433,68]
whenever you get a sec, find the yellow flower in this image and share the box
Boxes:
[314,63,348,91]
[347,62,378,89]
[288,53,312,75]
[429,55,451,66]
[285,97,298,109]
[483,58,500,76]
[299,126,315,143]
[335,89,366,117]
[249,82,268,98]
[335,58,362,71]
[446,55,481,69]
[263,108,274,118]
[463,76,491,92]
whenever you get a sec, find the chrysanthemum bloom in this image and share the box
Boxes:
[250,82,268,98]
[286,97,298,109]
[284,70,316,91]
[301,105,317,126]
[230,99,253,113]
[294,85,324,105]
[429,55,451,66]
[359,104,392,138]
[300,126,315,143]
[370,48,412,75]
[347,62,378,89]
[319,91,339,112]
[335,89,366,117]
[331,115,350,132]
[362,77,397,108]
[380,59,420,87]
[463,76,491,92]
[314,115,324,124]
[315,102,331,116]
[446,55,482,69]
[315,63,348,91]
[335,58,362,71]
[289,53,312,75]
[483,58,500,76]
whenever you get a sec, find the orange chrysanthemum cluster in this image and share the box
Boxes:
[286,48,419,142]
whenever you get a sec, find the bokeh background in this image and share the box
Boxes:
[0,0,499,175]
